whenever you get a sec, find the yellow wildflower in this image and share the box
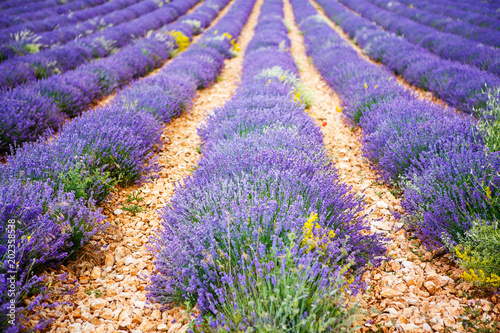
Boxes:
[302,212,335,252]
[169,31,190,52]
[485,186,492,200]
[455,245,500,288]
[364,83,367,89]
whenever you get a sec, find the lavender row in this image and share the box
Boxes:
[0,0,106,29]
[0,0,146,60]
[0,0,79,15]
[0,0,192,89]
[315,0,500,113]
[148,0,384,330]
[397,0,500,31]
[291,0,500,286]
[0,0,226,154]
[0,0,242,329]
[431,0,500,19]
[366,0,500,48]
[337,0,500,77]
[0,0,44,11]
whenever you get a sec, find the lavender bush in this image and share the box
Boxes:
[366,0,500,48]
[0,179,105,332]
[337,0,500,76]
[0,0,191,89]
[397,0,500,31]
[290,0,500,288]
[0,0,243,329]
[0,0,153,61]
[0,0,51,11]
[0,0,142,44]
[148,0,385,330]
[0,0,106,29]
[0,0,231,153]
[314,0,500,113]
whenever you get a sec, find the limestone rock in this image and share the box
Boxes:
[115,246,132,262]
[424,281,437,295]
[376,201,389,209]
[381,288,403,298]
[158,323,168,331]
[90,267,101,280]
[168,322,183,333]
[105,253,115,267]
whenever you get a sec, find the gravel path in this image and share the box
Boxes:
[30,0,263,331]
[283,0,499,332]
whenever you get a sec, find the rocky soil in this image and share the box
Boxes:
[25,0,500,332]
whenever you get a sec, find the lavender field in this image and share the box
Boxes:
[1,0,499,332]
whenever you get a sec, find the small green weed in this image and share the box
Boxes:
[85,287,102,298]
[389,188,402,198]
[122,205,144,216]
[126,191,144,203]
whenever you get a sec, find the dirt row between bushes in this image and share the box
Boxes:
[30,0,263,331]
[283,0,499,332]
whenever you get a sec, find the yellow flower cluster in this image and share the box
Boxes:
[215,31,240,53]
[455,245,500,288]
[293,89,302,105]
[461,269,500,288]
[339,265,355,293]
[302,212,335,252]
[485,186,492,201]
[169,31,190,52]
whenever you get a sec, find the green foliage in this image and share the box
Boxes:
[123,191,145,216]
[389,188,402,199]
[450,220,500,289]
[194,243,358,333]
[296,81,314,109]
[58,163,117,203]
[85,287,102,298]
[476,87,500,152]
[126,191,144,203]
[31,60,60,79]
[122,205,144,216]
[22,43,41,54]
[282,19,292,32]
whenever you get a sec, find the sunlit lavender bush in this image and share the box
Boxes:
[0,0,235,153]
[314,0,500,114]
[0,0,242,329]
[148,0,385,330]
[291,0,500,289]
